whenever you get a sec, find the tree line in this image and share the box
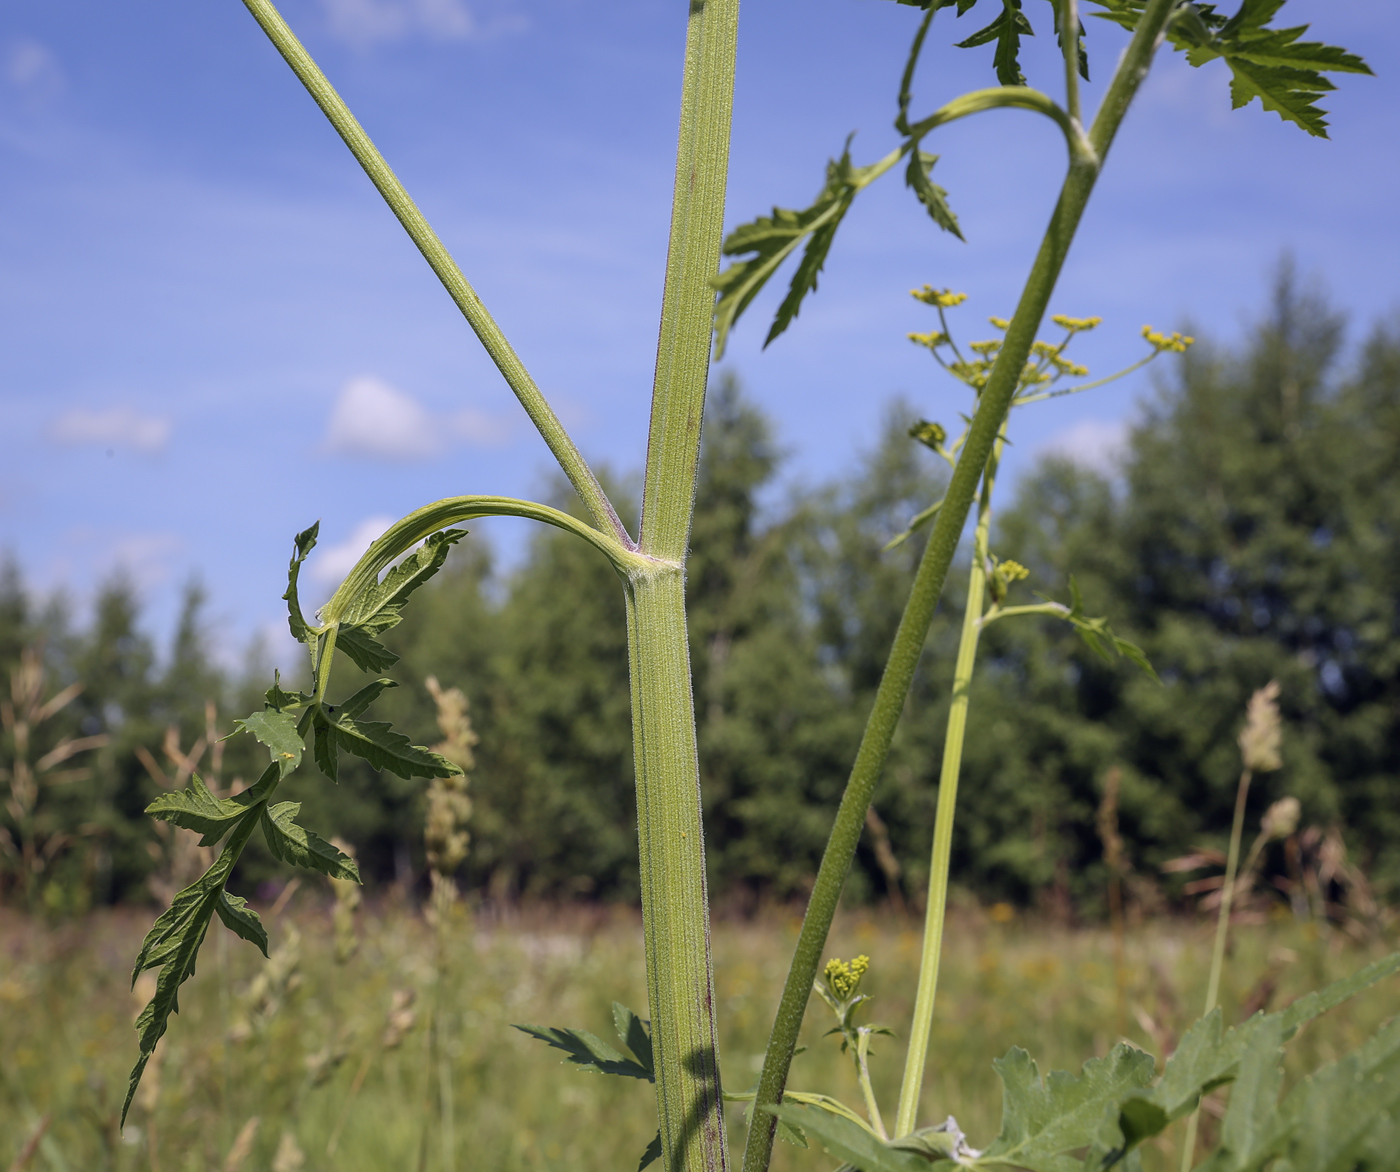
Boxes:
[4,276,1398,915]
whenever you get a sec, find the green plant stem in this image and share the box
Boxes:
[1181,765,1254,1172]
[629,3,740,1169]
[855,1031,888,1140]
[893,432,1003,1137]
[740,7,1176,1170]
[237,0,625,545]
[1061,0,1082,126]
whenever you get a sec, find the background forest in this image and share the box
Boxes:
[5,278,1400,917]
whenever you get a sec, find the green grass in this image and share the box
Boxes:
[2,899,1394,1171]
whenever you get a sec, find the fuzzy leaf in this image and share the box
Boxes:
[342,529,465,627]
[330,715,460,780]
[713,143,871,358]
[904,150,964,239]
[215,891,269,957]
[763,1105,926,1172]
[637,1131,663,1172]
[335,622,401,674]
[612,1003,655,1077]
[234,708,303,778]
[145,763,280,847]
[512,1023,655,1080]
[284,522,319,644]
[261,801,361,882]
[984,1043,1156,1172]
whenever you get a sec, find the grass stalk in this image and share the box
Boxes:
[741,7,1177,1169]
[893,434,1003,1137]
[1180,765,1254,1172]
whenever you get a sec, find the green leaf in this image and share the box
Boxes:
[265,673,311,713]
[983,1043,1156,1172]
[512,1023,654,1080]
[234,708,303,778]
[124,818,265,1125]
[637,1131,663,1172]
[284,522,319,645]
[1211,1013,1285,1172]
[336,677,398,720]
[763,1105,926,1172]
[215,891,269,957]
[312,711,339,782]
[1159,0,1371,138]
[260,800,361,882]
[342,529,465,627]
[954,0,1034,87]
[612,1002,655,1077]
[712,142,873,359]
[335,622,401,674]
[1050,0,1089,81]
[904,150,964,239]
[1277,949,1400,1036]
[145,763,280,847]
[330,715,462,780]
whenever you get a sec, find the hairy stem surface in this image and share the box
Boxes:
[630,2,741,1170]
[741,7,1175,1170]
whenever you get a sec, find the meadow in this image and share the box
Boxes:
[3,897,1394,1172]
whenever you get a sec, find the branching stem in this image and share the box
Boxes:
[238,0,626,545]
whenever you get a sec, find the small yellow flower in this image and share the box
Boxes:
[823,955,871,1000]
[988,316,1011,330]
[907,330,949,351]
[969,339,1001,356]
[1051,314,1102,332]
[911,286,968,308]
[1141,325,1194,353]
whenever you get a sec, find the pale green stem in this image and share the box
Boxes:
[740,7,1176,1170]
[855,1030,888,1140]
[893,433,1003,1137]
[630,2,741,1170]
[238,0,626,545]
[1061,0,1082,126]
[1181,766,1253,1172]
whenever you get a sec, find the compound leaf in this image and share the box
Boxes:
[284,522,319,645]
[954,0,1034,87]
[343,529,465,627]
[330,716,461,780]
[337,677,398,721]
[145,763,280,847]
[713,143,870,358]
[234,708,303,778]
[512,1023,654,1080]
[261,800,361,882]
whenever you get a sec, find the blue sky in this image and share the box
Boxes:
[1,0,1396,667]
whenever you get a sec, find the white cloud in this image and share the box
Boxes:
[48,406,172,454]
[308,515,396,589]
[325,375,440,460]
[323,374,513,460]
[319,0,480,47]
[1038,418,1128,476]
[5,39,64,100]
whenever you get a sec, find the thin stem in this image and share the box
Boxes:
[1181,766,1253,1172]
[238,0,626,545]
[894,432,1004,1137]
[1013,350,1157,406]
[1061,0,1083,126]
[740,7,1176,1170]
[855,1031,888,1140]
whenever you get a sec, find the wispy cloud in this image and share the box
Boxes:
[1037,418,1128,476]
[308,515,395,589]
[47,406,172,454]
[323,374,512,461]
[4,38,65,101]
[317,0,526,48]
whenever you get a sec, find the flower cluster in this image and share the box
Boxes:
[823,954,871,1001]
[911,286,967,308]
[1142,325,1194,353]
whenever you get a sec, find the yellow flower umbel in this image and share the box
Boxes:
[910,286,967,308]
[1142,324,1194,354]
[822,954,870,1002]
